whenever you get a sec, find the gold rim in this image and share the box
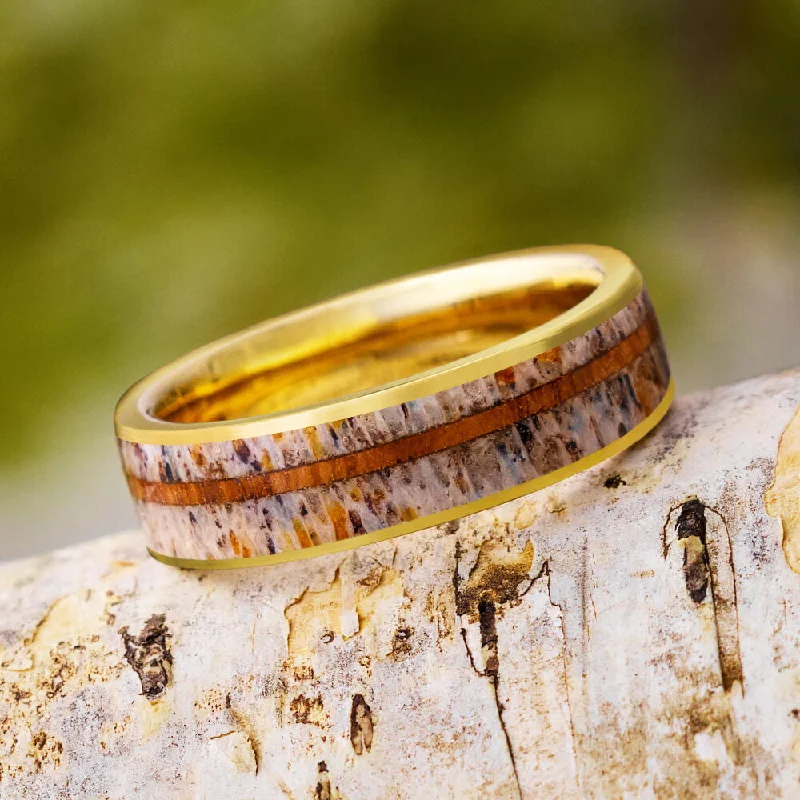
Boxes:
[147,379,674,570]
[115,245,641,445]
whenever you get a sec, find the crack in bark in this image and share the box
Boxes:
[487,651,521,798]
[209,730,236,741]
[226,693,261,775]
[536,560,583,797]
[25,598,65,651]
[660,501,686,559]
[668,499,743,692]
[454,550,583,798]
[454,540,524,798]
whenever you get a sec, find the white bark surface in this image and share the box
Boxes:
[2,370,800,799]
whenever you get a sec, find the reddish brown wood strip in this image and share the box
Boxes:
[127,314,660,507]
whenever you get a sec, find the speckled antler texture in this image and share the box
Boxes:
[2,370,800,799]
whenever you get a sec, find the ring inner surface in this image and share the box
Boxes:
[155,277,598,425]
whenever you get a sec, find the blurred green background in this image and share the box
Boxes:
[2,1,799,559]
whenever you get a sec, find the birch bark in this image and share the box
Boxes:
[2,370,800,799]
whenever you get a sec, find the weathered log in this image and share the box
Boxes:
[2,370,800,799]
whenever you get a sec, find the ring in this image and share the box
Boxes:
[116,245,672,568]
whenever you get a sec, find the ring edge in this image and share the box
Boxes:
[148,378,675,571]
[117,246,642,445]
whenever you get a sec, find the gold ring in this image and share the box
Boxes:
[115,245,672,568]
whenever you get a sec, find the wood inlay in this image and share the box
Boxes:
[126,312,660,507]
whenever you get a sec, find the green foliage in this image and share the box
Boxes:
[1,1,797,465]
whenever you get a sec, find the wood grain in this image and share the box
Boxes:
[3,370,800,798]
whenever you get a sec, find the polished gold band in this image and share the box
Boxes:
[115,245,672,568]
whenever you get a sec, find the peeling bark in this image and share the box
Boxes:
[1,370,800,798]
[767,403,800,572]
